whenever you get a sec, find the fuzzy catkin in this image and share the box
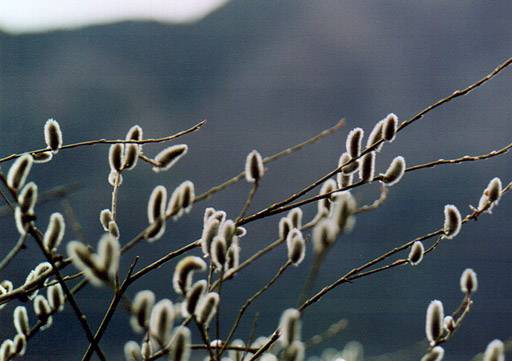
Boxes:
[200,218,221,256]
[279,308,301,347]
[346,128,364,158]
[483,340,505,361]
[13,306,30,336]
[382,113,398,141]
[425,300,444,345]
[96,233,121,280]
[47,283,65,312]
[7,154,33,191]
[443,205,462,239]
[147,185,167,224]
[359,151,375,182]
[245,150,265,183]
[130,290,155,333]
[153,144,188,172]
[124,341,142,361]
[43,212,65,253]
[460,268,478,294]
[286,229,305,266]
[195,292,219,327]
[367,120,384,152]
[312,219,337,254]
[44,119,63,153]
[183,280,207,317]
[408,241,424,266]
[211,236,227,271]
[381,156,406,186]
[109,143,125,172]
[173,256,207,295]
[170,327,192,361]
[149,299,175,346]
[18,182,38,215]
[288,208,303,229]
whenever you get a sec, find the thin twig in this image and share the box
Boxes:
[0,234,27,272]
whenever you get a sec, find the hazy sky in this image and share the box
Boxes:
[0,0,230,33]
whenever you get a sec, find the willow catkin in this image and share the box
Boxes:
[226,243,240,271]
[13,306,30,336]
[200,218,221,256]
[127,125,143,141]
[32,151,53,163]
[67,241,102,286]
[366,119,384,152]
[382,113,398,141]
[108,220,120,239]
[460,268,478,294]
[147,185,167,224]
[339,151,358,175]
[408,241,424,266]
[18,182,38,215]
[43,212,65,253]
[245,150,265,183]
[337,153,353,189]
[483,339,505,361]
[149,299,175,346]
[279,308,301,347]
[23,270,39,300]
[13,334,26,357]
[47,283,65,313]
[124,341,143,361]
[170,326,192,361]
[381,156,406,186]
[0,340,14,361]
[318,179,337,215]
[420,346,444,361]
[443,205,461,239]
[33,295,53,329]
[167,181,195,219]
[279,217,293,241]
[130,290,156,333]
[123,143,140,170]
[287,208,303,229]
[43,118,63,153]
[109,143,125,173]
[220,219,236,247]
[443,316,455,333]
[96,233,121,280]
[229,339,246,361]
[173,256,207,295]
[7,154,33,191]
[144,217,166,242]
[358,151,375,182]
[195,292,219,327]
[211,236,227,271]
[425,300,444,345]
[479,177,503,213]
[286,229,305,266]
[108,170,123,187]
[153,144,188,172]
[183,280,207,317]
[312,219,338,255]
[282,341,305,361]
[346,128,364,158]
[331,191,356,233]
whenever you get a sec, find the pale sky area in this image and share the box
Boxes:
[0,0,231,33]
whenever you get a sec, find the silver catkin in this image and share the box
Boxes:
[43,212,65,253]
[425,300,444,345]
[96,233,121,280]
[483,339,505,361]
[18,182,38,215]
[220,219,236,247]
[331,191,356,233]
[317,179,337,215]
[346,128,364,158]
[130,290,156,333]
[153,144,188,172]
[443,205,461,239]
[123,144,139,170]
[279,308,301,347]
[358,151,375,182]
[109,143,125,173]
[108,220,120,239]
[211,236,227,271]
[47,283,65,312]
[13,333,26,357]
[337,153,354,188]
[279,217,293,241]
[286,229,305,266]
[366,119,384,152]
[170,326,192,361]
[144,217,166,242]
[312,219,338,255]
[108,170,123,187]
[420,346,444,361]
[13,306,30,336]
[149,299,175,346]
[479,177,503,213]
[282,341,305,361]
[147,185,167,224]
[443,316,455,333]
[0,340,14,361]
[124,341,142,361]
[245,150,265,183]
[226,242,240,272]
[14,206,28,235]
[7,154,33,191]
[195,292,220,327]
[408,241,424,266]
[173,256,207,295]
[460,268,478,294]
[33,295,52,329]
[288,208,303,229]
[200,218,221,256]
[382,113,398,142]
[44,119,63,153]
[381,156,406,186]
[183,280,207,317]
[32,151,53,163]
[339,152,358,175]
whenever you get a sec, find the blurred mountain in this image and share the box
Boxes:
[0,1,511,360]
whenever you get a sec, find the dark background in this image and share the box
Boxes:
[0,1,511,360]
